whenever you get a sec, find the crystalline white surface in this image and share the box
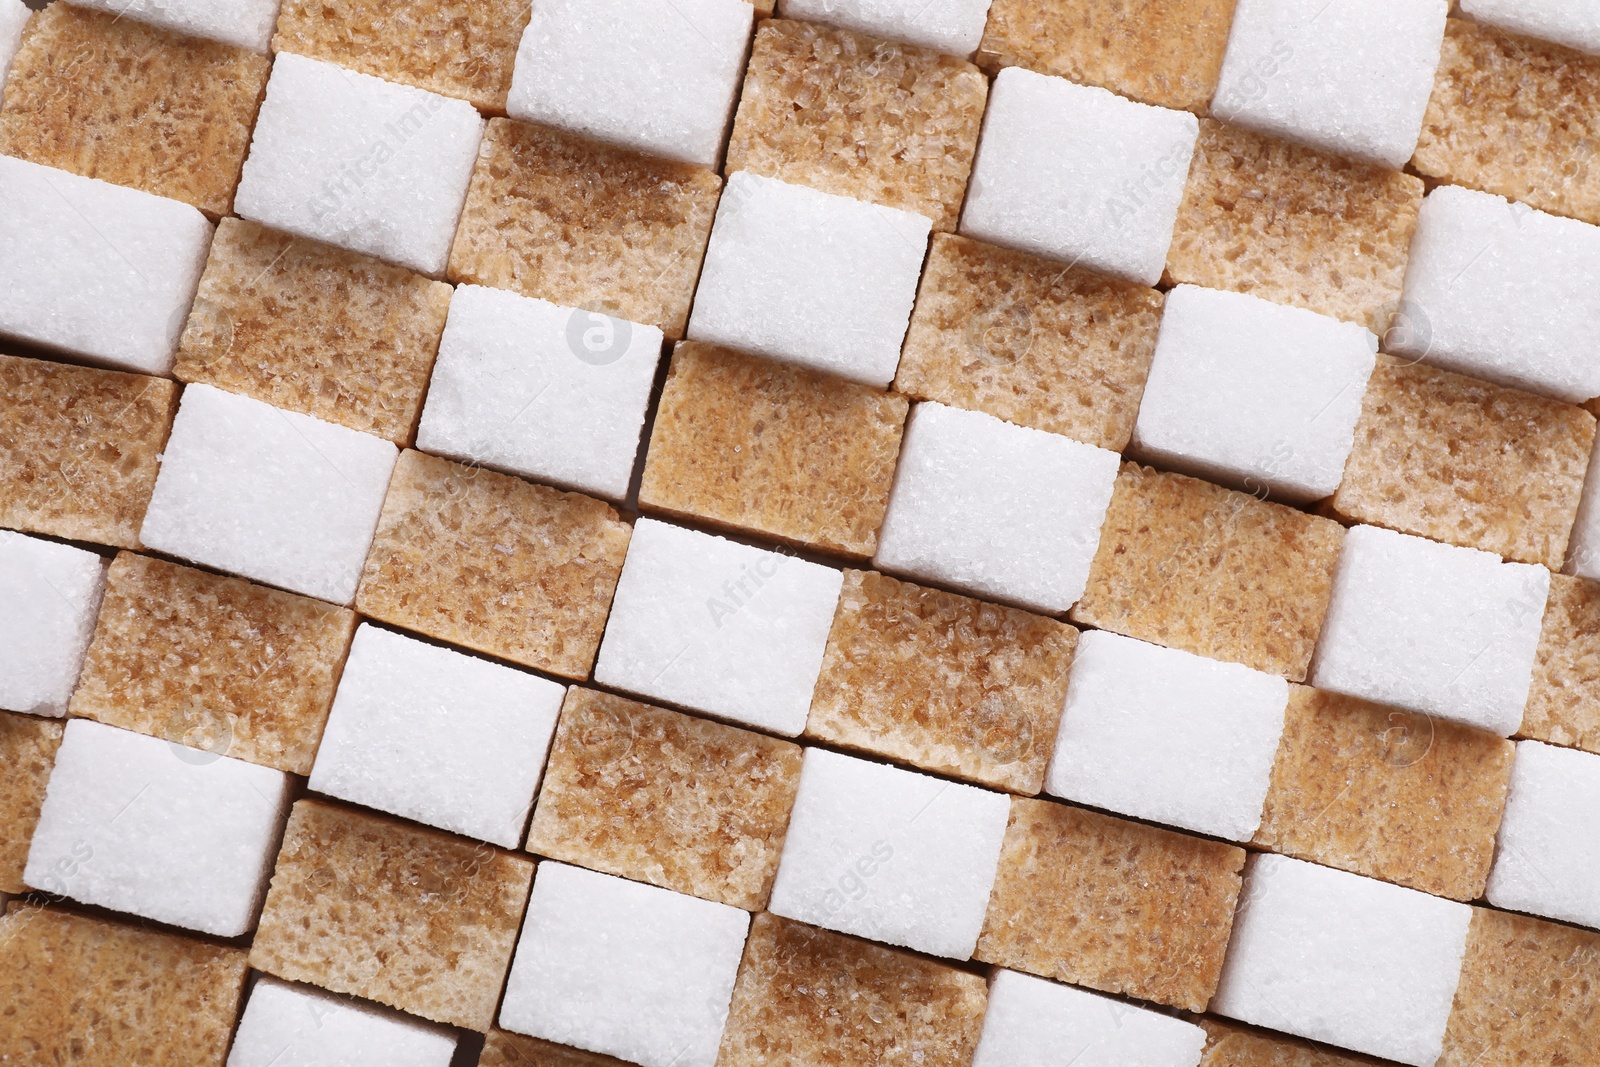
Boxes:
[972,969,1208,1067]
[0,531,107,718]
[66,0,283,52]
[226,977,457,1067]
[1486,740,1600,931]
[0,0,29,86]
[1459,0,1600,55]
[776,0,994,55]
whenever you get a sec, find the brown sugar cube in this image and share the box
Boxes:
[0,905,247,1066]
[1252,685,1515,901]
[0,354,178,549]
[977,0,1237,112]
[68,552,357,774]
[716,911,988,1067]
[975,797,1245,1012]
[448,119,721,338]
[638,342,907,558]
[806,569,1077,794]
[357,449,632,680]
[174,218,453,446]
[1168,120,1424,332]
[0,711,63,894]
[481,1030,633,1067]
[1413,18,1600,228]
[724,19,987,232]
[0,4,269,215]
[1072,463,1345,682]
[896,233,1163,450]
[525,687,803,910]
[1197,1017,1386,1066]
[250,798,535,1031]
[1332,356,1594,569]
[1523,573,1600,755]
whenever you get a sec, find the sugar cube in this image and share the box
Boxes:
[227,977,457,1067]
[777,0,992,55]
[1460,0,1600,54]
[1524,573,1600,754]
[1131,285,1377,502]
[972,969,1207,1067]
[66,0,283,52]
[1210,0,1449,168]
[0,154,211,375]
[960,67,1197,286]
[593,518,842,737]
[139,383,399,606]
[1486,740,1600,930]
[1311,524,1549,736]
[481,1032,633,1067]
[0,0,28,88]
[0,531,107,717]
[1212,853,1473,1067]
[767,747,1010,959]
[1195,1019,1377,1067]
[415,284,663,501]
[687,171,929,387]
[234,52,484,276]
[499,862,750,1067]
[874,402,1120,614]
[25,719,290,936]
[0,711,63,893]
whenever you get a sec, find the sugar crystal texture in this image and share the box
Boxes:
[959,66,1197,286]
[971,969,1207,1067]
[481,1032,635,1067]
[66,0,283,52]
[777,0,992,55]
[0,710,63,894]
[1458,0,1600,53]
[1523,573,1600,754]
[0,531,107,717]
[1485,740,1600,930]
[227,977,457,1067]
[0,0,27,87]
[499,862,750,1067]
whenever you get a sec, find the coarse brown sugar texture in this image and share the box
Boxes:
[0,353,178,550]
[896,233,1163,450]
[448,119,721,338]
[1522,572,1600,755]
[0,3,269,215]
[0,710,63,894]
[356,450,632,680]
[174,218,453,446]
[480,1031,634,1067]
[725,19,987,231]
[1197,1017,1388,1066]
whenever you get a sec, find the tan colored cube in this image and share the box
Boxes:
[1197,1017,1385,1066]
[977,0,1237,112]
[717,912,988,1067]
[1413,18,1600,228]
[0,711,63,894]
[448,119,721,339]
[1524,573,1600,755]
[638,343,907,558]
[725,19,987,231]
[1168,119,1424,332]
[0,354,178,550]
[1332,356,1594,569]
[0,4,269,215]
[0,905,248,1066]
[896,233,1163,450]
[356,450,632,680]
[807,569,1077,794]
[525,688,803,911]
[1072,463,1345,682]
[250,799,535,1031]
[68,552,357,775]
[1253,685,1515,901]
[975,797,1245,1012]
[480,1030,633,1067]
[273,0,530,113]
[174,218,453,446]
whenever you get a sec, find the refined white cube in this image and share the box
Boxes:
[960,67,1198,286]
[234,52,485,276]
[767,747,1011,960]
[874,402,1121,615]
[139,384,399,606]
[66,0,283,52]
[1459,0,1600,55]
[0,0,29,87]
[0,531,107,718]
[776,0,994,55]
[500,862,750,1067]
[227,977,457,1067]
[24,719,291,937]
[1486,740,1600,931]
[972,969,1208,1067]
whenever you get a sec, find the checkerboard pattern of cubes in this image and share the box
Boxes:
[5,0,1600,1065]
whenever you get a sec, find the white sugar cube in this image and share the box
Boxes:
[1045,630,1289,843]
[234,53,485,276]
[972,969,1207,1067]
[1212,854,1471,1067]
[592,518,842,737]
[1390,185,1600,404]
[1131,285,1377,503]
[1311,525,1548,736]
[0,0,29,88]
[65,0,282,53]
[0,532,107,719]
[507,0,752,168]
[24,719,290,937]
[960,67,1198,286]
[415,285,663,502]
[0,156,211,376]
[767,748,1010,960]
[776,0,993,55]
[1459,0,1600,55]
[874,402,1120,614]
[139,383,398,606]
[308,625,565,848]
[500,862,750,1067]
[1486,740,1600,931]
[227,977,457,1067]
[1211,0,1449,168]
[687,171,930,388]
